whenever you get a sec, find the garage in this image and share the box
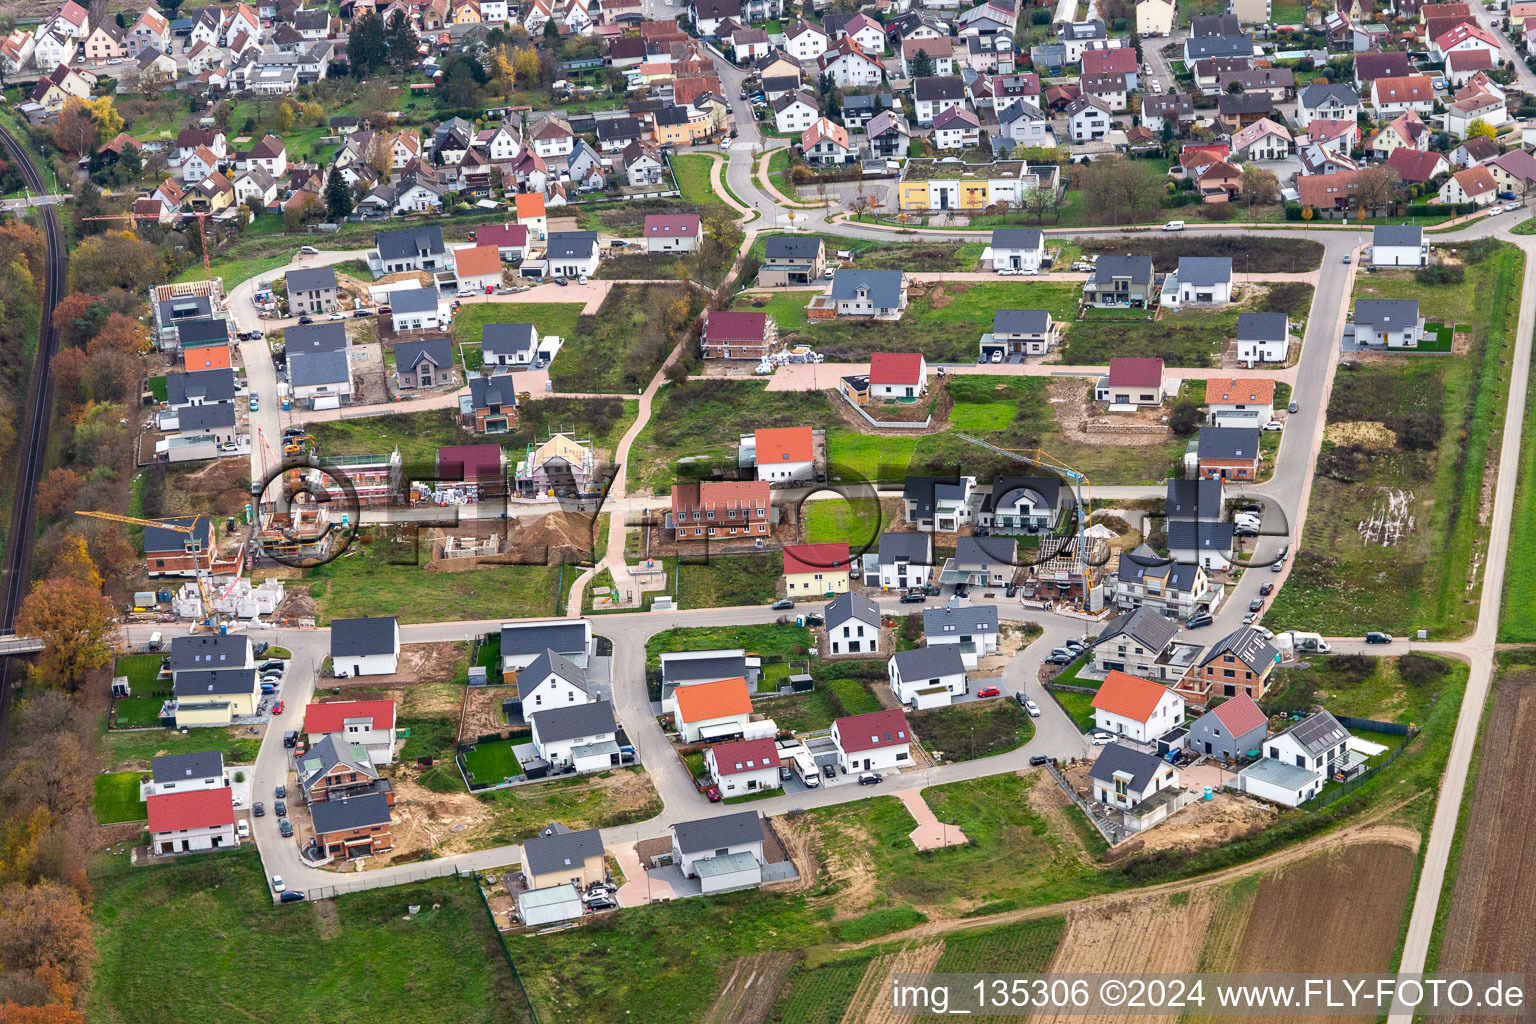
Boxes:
[517,883,584,927]
[694,852,763,895]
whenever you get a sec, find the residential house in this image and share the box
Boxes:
[387,287,443,333]
[1371,75,1436,115]
[1091,669,1185,743]
[476,224,530,261]
[1367,110,1430,161]
[706,738,781,796]
[463,374,515,434]
[987,227,1046,273]
[1265,710,1353,778]
[515,192,548,240]
[1080,72,1130,113]
[545,232,600,279]
[1065,95,1112,143]
[673,676,754,743]
[1432,20,1498,62]
[819,37,883,88]
[659,650,753,712]
[825,270,908,319]
[147,787,238,856]
[288,348,353,409]
[83,21,126,61]
[1353,298,1424,348]
[1137,0,1176,34]
[1088,743,1182,830]
[126,7,170,57]
[902,35,954,76]
[644,213,702,253]
[981,309,1057,360]
[1217,67,1292,101]
[1090,606,1196,685]
[831,709,911,773]
[979,475,1062,535]
[145,751,226,799]
[825,592,882,655]
[1446,90,1507,141]
[530,700,620,771]
[913,75,966,125]
[923,602,998,667]
[783,542,853,597]
[303,699,398,765]
[522,825,606,890]
[997,99,1051,146]
[169,667,259,727]
[1141,93,1195,134]
[311,792,393,858]
[1,30,37,75]
[772,91,820,134]
[871,532,932,592]
[758,237,824,288]
[1188,693,1267,758]
[1193,625,1279,702]
[903,475,977,532]
[1306,118,1360,157]
[670,810,765,892]
[1173,257,1234,306]
[1112,548,1220,621]
[297,734,386,804]
[1447,47,1498,87]
[1353,50,1413,90]
[499,619,593,674]
[702,310,777,361]
[476,322,535,371]
[1182,30,1254,64]
[932,106,982,150]
[1487,149,1536,198]
[619,140,667,187]
[1233,756,1325,806]
[1371,225,1429,267]
[1228,117,1292,162]
[1205,377,1275,427]
[867,351,926,399]
[372,226,448,276]
[866,109,913,159]
[1196,426,1261,482]
[284,267,337,316]
[1450,135,1499,169]
[330,617,401,677]
[528,114,575,158]
[745,425,815,483]
[669,480,771,540]
[1384,147,1449,187]
[143,515,221,577]
[1297,82,1360,123]
[1083,256,1155,308]
[1096,357,1166,409]
[801,116,856,165]
[231,168,279,210]
[1058,19,1110,62]
[785,19,829,60]
[942,535,1017,588]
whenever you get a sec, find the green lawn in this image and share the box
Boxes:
[86,849,530,1024]
[472,767,661,846]
[102,729,263,772]
[452,302,586,356]
[1062,288,1312,367]
[111,697,167,729]
[646,623,813,669]
[1501,334,1536,639]
[93,772,147,824]
[1268,248,1523,638]
[802,494,884,545]
[146,376,168,402]
[308,410,470,464]
[305,538,562,624]
[753,688,847,734]
[1049,687,1097,732]
[115,653,169,694]
[1261,653,1455,726]
[669,153,724,208]
[461,739,521,785]
[673,553,781,609]
[909,699,1035,762]
[533,284,697,394]
[175,253,292,289]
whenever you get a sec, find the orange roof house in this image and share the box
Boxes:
[514,192,546,221]
[752,425,814,468]
[182,345,232,372]
[1089,670,1183,741]
[672,676,754,741]
[452,243,503,282]
[1203,377,1276,406]
[782,542,853,577]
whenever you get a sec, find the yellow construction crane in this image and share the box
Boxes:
[75,511,221,626]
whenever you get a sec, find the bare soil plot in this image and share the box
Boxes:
[843,943,946,1024]
[459,685,512,741]
[1030,892,1219,1024]
[702,952,798,1024]
[1435,665,1536,1021]
[1108,792,1277,861]
[332,641,467,686]
[1046,379,1175,448]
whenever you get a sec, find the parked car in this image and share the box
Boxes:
[1090,732,1113,745]
[326,310,346,320]
[271,875,285,892]
[283,730,298,748]
[1248,598,1263,612]
[771,598,794,610]
[278,818,293,837]
[299,245,319,255]
[1263,420,1283,431]
[274,800,287,817]
[1243,613,1257,624]
[1028,754,1050,767]
[275,785,286,799]
[1024,699,1041,718]
[585,897,617,911]
[1046,654,1073,665]
[280,890,307,903]
[1342,254,1352,264]
[1365,631,1392,644]
[899,591,927,603]
[553,276,569,286]
[248,396,259,412]
[353,309,370,318]
[857,772,883,786]
[976,686,1001,698]
[1288,400,1299,414]
[260,659,285,671]
[1260,583,1274,596]
[272,700,284,715]
[704,785,721,802]
[296,316,313,325]
[253,801,265,817]
[236,819,250,838]
[779,765,793,780]
[804,614,824,627]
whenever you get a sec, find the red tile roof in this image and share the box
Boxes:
[783,542,852,576]
[834,709,910,753]
[453,244,502,279]
[1106,357,1164,389]
[709,737,780,775]
[1210,692,1268,736]
[147,786,235,833]
[755,426,814,464]
[304,699,397,734]
[1384,147,1445,184]
[705,311,769,342]
[437,444,504,483]
[477,224,528,248]
[1082,46,1138,75]
[674,676,753,723]
[1373,74,1435,104]
[1204,377,1276,405]
[671,480,771,513]
[514,192,546,218]
[868,351,924,386]
[1090,670,1174,723]
[644,213,702,237]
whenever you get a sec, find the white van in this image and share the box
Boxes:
[1163,220,1186,231]
[147,631,163,652]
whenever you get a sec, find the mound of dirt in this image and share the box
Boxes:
[506,511,597,562]
[1325,420,1397,449]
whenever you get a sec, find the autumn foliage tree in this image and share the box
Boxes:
[0,883,95,990]
[49,294,109,348]
[34,470,83,520]
[0,1002,87,1024]
[14,578,116,691]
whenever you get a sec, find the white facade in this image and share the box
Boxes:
[520,671,589,713]
[831,723,911,772]
[827,611,881,655]
[530,715,617,767]
[1092,688,1184,743]
[786,24,829,60]
[1178,277,1231,305]
[1068,102,1112,143]
[705,750,781,795]
[672,833,764,877]
[151,820,238,856]
[1372,243,1427,267]
[774,97,820,134]
[338,649,398,677]
[888,657,968,707]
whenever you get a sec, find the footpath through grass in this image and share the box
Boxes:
[86,849,530,1024]
[1268,245,1523,638]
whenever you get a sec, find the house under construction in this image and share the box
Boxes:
[516,432,596,498]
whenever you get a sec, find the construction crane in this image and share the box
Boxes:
[954,435,1103,594]
[83,210,213,283]
[74,511,221,627]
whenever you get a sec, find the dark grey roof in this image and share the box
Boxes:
[1167,520,1235,555]
[1116,550,1201,594]
[389,286,440,315]
[283,322,348,353]
[1236,312,1288,342]
[176,403,236,432]
[762,74,800,94]
[299,734,376,788]
[990,475,1062,513]
[1088,741,1166,790]
[168,633,251,671]
[294,8,329,29]
[1061,18,1106,39]
[176,317,230,347]
[954,534,1016,566]
[375,225,446,261]
[158,295,213,324]
[523,825,604,876]
[1097,606,1177,651]
[829,269,905,308]
[998,99,1046,124]
[661,653,749,684]
[1090,255,1154,286]
[594,116,642,140]
[517,648,591,700]
[1218,92,1271,116]
[144,514,213,554]
[331,616,397,657]
[151,750,224,784]
[923,602,998,636]
[1197,427,1260,461]
[482,322,537,357]
[1177,256,1232,287]
[1275,710,1350,756]
[763,235,824,260]
[1191,12,1241,35]
[469,373,515,411]
[310,792,392,833]
[288,349,349,388]
[890,644,966,679]
[285,267,336,292]
[991,227,1042,250]
[1185,33,1253,59]
[1354,298,1420,328]
[545,231,599,261]
[172,667,257,698]
[1300,81,1359,107]
[530,699,616,743]
[672,809,763,854]
[1372,224,1422,247]
[825,591,880,627]
[1166,478,1224,521]
[1198,625,1279,672]
[501,621,588,659]
[992,309,1052,335]
[1144,93,1194,116]
[878,531,930,566]
[396,337,452,372]
[165,367,237,406]
[914,75,965,101]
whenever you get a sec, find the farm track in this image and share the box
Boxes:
[0,121,64,755]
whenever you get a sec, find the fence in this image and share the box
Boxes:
[1043,761,1121,846]
[837,389,932,430]
[303,861,464,901]
[1299,723,1419,811]
[469,870,543,1024]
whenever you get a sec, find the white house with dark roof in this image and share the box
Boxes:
[888,644,968,708]
[1370,225,1428,267]
[1089,742,1182,831]
[923,601,998,667]
[903,475,977,532]
[1169,256,1233,306]
[1112,547,1219,621]
[982,309,1056,361]
[387,286,445,333]
[530,699,619,770]
[330,616,400,677]
[500,619,593,672]
[825,592,882,655]
[481,322,539,369]
[513,648,594,717]
[1264,710,1353,776]
[987,228,1046,273]
[979,476,1062,535]
[370,226,448,277]
[671,809,765,887]
[872,531,932,591]
[1235,312,1291,365]
[146,750,227,799]
[1352,298,1424,348]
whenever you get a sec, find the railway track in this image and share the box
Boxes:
[0,121,66,753]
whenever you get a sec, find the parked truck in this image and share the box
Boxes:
[1275,631,1331,658]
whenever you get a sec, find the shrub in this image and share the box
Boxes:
[1398,653,1450,685]
[234,771,245,783]
[1415,264,1463,285]
[1327,653,1376,683]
